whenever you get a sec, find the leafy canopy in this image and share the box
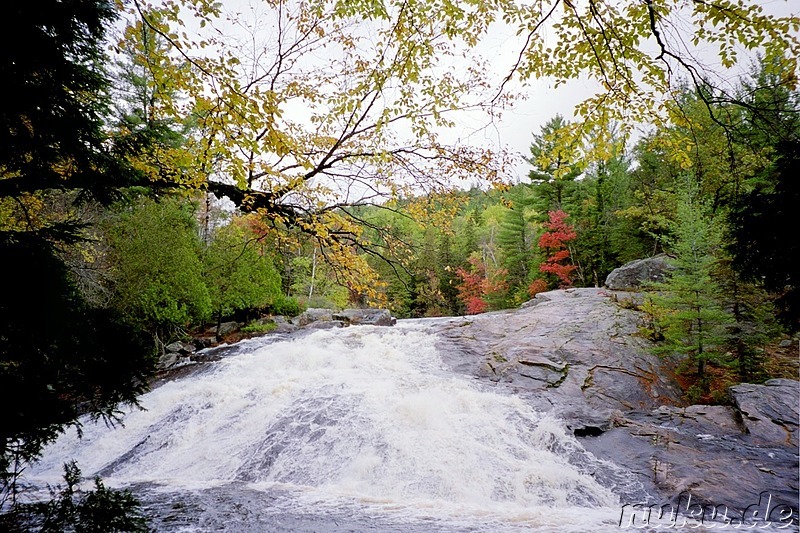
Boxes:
[116,0,798,300]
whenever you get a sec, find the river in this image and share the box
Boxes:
[25,321,641,531]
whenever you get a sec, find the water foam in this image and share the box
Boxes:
[26,324,628,530]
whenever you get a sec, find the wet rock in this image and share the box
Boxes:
[332,308,395,326]
[270,315,298,333]
[429,287,799,519]
[157,352,179,370]
[189,352,223,364]
[581,408,799,515]
[165,341,184,353]
[213,321,241,337]
[166,341,196,355]
[730,379,800,447]
[604,254,674,290]
[192,336,216,350]
[304,320,346,330]
[434,288,684,426]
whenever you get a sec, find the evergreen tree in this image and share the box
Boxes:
[0,1,152,514]
[497,186,534,301]
[649,179,732,396]
[527,115,583,214]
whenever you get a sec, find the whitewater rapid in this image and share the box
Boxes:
[25,322,635,531]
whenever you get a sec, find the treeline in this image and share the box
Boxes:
[362,72,797,318]
[353,62,798,402]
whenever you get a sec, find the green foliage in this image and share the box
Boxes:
[269,295,305,317]
[105,197,211,336]
[241,321,278,334]
[716,260,783,382]
[647,179,733,388]
[0,231,154,504]
[1,461,147,532]
[527,115,583,213]
[497,187,535,290]
[289,253,349,310]
[203,220,282,320]
[0,0,129,206]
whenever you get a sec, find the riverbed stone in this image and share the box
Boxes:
[293,308,334,327]
[215,321,241,337]
[730,378,799,447]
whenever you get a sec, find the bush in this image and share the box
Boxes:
[269,295,304,317]
[203,219,282,322]
[105,197,211,337]
[0,462,147,532]
[241,321,278,334]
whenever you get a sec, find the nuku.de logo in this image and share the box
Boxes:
[619,491,797,529]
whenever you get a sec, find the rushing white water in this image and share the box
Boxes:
[25,323,633,531]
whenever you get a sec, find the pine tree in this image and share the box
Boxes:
[1,1,154,506]
[527,115,583,213]
[649,179,732,396]
[497,186,534,301]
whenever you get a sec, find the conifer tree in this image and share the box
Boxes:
[649,179,732,396]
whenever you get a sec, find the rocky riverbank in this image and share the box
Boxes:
[427,287,799,525]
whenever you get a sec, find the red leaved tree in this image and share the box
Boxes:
[538,210,577,288]
[527,278,549,298]
[455,256,508,314]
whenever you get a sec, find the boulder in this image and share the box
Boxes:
[332,308,395,326]
[192,336,216,350]
[166,341,196,355]
[156,351,179,370]
[270,315,299,333]
[604,254,674,290]
[293,308,334,327]
[213,321,241,337]
[165,341,184,353]
[434,288,684,422]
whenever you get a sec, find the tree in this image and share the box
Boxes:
[117,0,798,295]
[649,180,732,396]
[538,210,577,288]
[0,0,153,509]
[104,197,211,344]
[570,130,635,286]
[729,138,800,330]
[0,0,130,205]
[203,218,283,328]
[497,186,535,301]
[527,115,583,213]
[455,255,509,314]
[0,232,154,505]
[111,15,202,189]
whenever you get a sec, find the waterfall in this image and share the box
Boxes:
[25,323,633,531]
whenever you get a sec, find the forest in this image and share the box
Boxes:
[1,0,798,529]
